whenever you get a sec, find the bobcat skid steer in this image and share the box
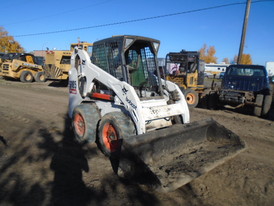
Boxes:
[68,35,245,192]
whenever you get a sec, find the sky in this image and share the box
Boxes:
[1,0,274,65]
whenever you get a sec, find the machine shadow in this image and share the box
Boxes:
[47,80,68,87]
[49,115,104,205]
[0,116,207,205]
[49,115,163,206]
[0,135,8,146]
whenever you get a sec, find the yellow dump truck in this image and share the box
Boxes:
[0,53,45,82]
[43,42,93,81]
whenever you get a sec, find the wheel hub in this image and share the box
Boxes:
[74,113,85,136]
[187,93,195,104]
[26,74,32,81]
[103,123,120,152]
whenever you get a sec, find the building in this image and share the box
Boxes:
[266,62,274,76]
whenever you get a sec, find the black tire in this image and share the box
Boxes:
[34,71,46,82]
[97,112,136,157]
[20,71,34,83]
[262,95,272,116]
[254,94,264,117]
[183,89,199,108]
[72,103,100,143]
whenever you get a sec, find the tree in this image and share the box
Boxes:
[234,54,253,64]
[0,27,24,53]
[222,58,230,64]
[199,44,217,63]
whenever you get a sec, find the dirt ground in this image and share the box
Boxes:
[0,79,274,206]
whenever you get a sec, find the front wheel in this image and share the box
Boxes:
[254,94,263,117]
[97,112,136,157]
[262,95,272,116]
[20,71,34,83]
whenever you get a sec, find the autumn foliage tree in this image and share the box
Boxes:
[199,44,218,63]
[234,54,253,64]
[0,27,24,53]
[222,58,230,64]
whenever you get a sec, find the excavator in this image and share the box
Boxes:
[68,35,245,192]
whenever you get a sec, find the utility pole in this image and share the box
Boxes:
[237,0,252,64]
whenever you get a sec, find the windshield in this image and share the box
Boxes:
[92,38,162,99]
[165,52,200,75]
[226,66,265,77]
[60,56,71,64]
[125,42,161,98]
[2,53,19,60]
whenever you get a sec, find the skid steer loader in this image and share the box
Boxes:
[0,53,45,82]
[68,35,245,192]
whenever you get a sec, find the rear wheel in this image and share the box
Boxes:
[72,104,100,143]
[254,94,263,117]
[262,95,272,116]
[97,112,136,157]
[20,71,34,83]
[35,71,46,82]
[184,89,199,108]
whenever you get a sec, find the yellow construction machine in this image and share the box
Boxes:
[0,53,45,82]
[43,42,92,81]
[165,50,206,108]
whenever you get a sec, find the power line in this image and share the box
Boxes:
[14,0,274,38]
